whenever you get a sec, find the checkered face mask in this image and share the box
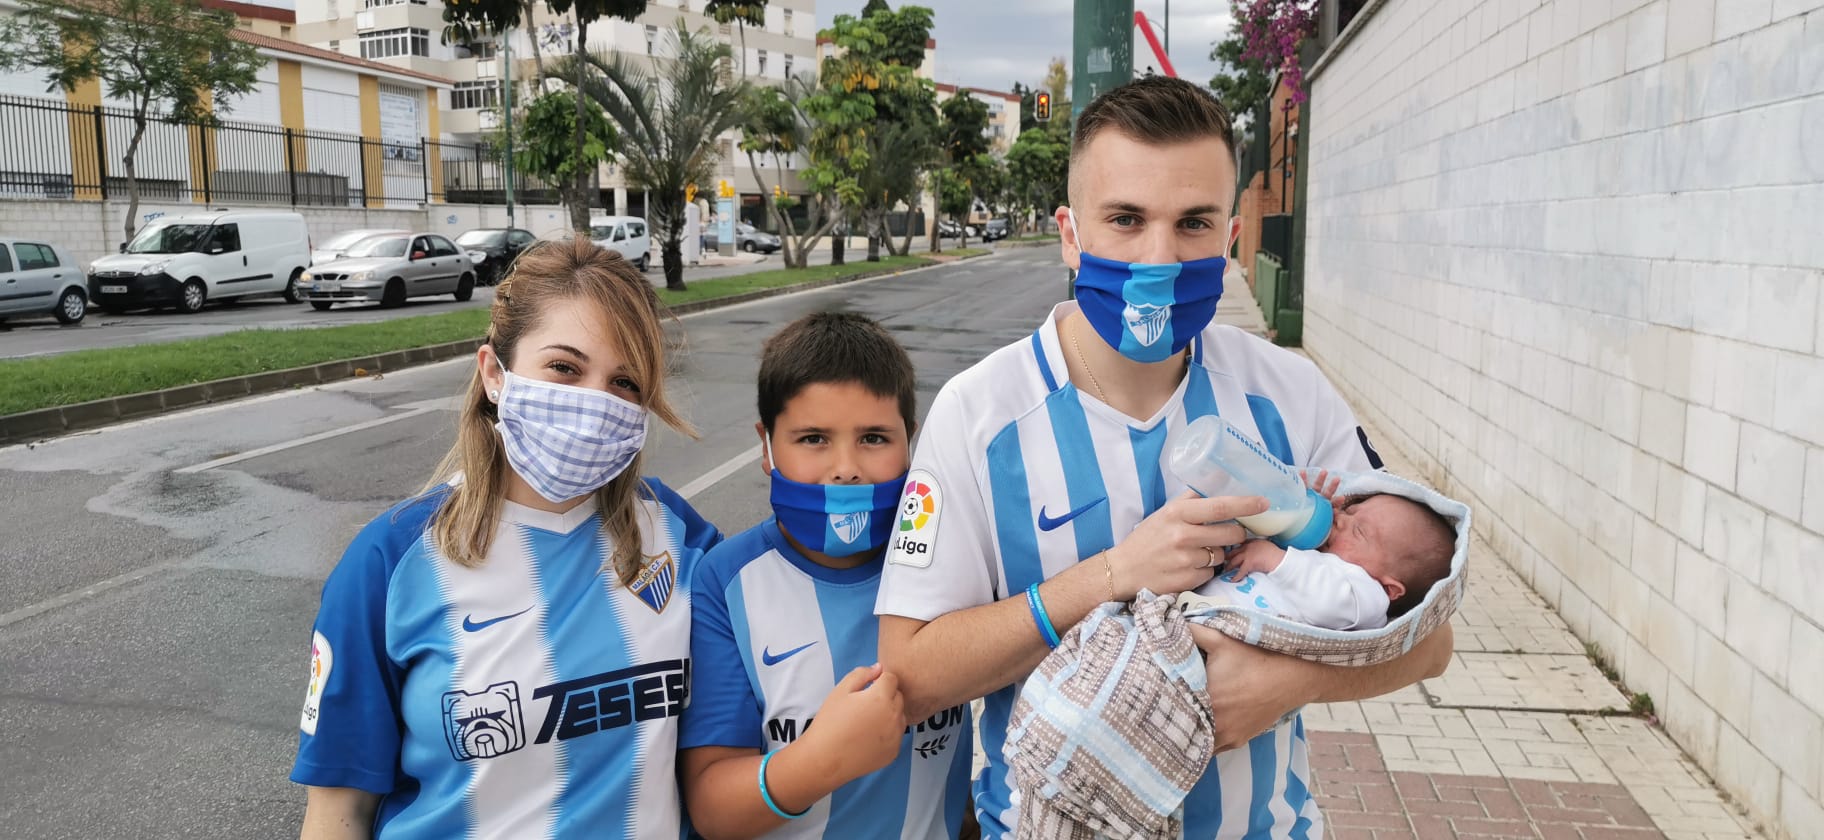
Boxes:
[493,358,648,503]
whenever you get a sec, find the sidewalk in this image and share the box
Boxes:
[1214,287,1764,838]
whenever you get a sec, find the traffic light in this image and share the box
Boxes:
[773,184,785,198]
[685,183,698,203]
[718,179,735,199]
[1035,92,1051,122]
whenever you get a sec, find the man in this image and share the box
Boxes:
[876,77,1452,838]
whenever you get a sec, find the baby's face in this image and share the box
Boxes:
[1319,495,1427,581]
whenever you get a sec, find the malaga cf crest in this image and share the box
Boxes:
[830,511,870,544]
[631,551,676,613]
[1123,302,1171,347]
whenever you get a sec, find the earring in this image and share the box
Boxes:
[488,390,500,401]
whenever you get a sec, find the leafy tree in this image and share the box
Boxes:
[444,0,651,233]
[931,92,990,249]
[514,89,615,208]
[566,23,750,290]
[738,76,847,269]
[1042,56,1071,120]
[1004,126,1069,234]
[1208,7,1272,129]
[0,0,264,243]
[804,6,938,262]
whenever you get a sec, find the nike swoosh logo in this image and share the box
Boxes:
[761,642,817,666]
[1037,498,1107,531]
[462,606,533,633]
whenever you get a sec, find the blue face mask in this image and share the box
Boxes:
[766,437,907,557]
[1068,210,1227,362]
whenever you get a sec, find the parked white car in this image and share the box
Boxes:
[87,210,312,313]
[0,238,87,324]
[589,215,652,271]
[301,232,476,310]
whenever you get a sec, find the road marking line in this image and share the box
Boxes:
[677,443,762,499]
[0,559,184,630]
[175,406,439,474]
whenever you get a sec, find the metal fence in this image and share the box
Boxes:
[425,140,561,205]
[0,93,446,208]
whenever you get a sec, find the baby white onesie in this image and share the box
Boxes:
[1189,546,1390,631]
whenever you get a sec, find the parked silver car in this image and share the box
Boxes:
[312,228,409,266]
[301,232,475,310]
[0,238,86,324]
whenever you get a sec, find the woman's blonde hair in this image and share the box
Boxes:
[426,237,693,586]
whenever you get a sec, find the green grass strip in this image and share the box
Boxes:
[653,254,932,306]
[0,255,949,417]
[0,309,492,416]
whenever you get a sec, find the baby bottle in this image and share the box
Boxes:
[1167,415,1334,550]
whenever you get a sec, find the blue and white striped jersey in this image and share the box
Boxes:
[683,518,973,839]
[291,479,721,839]
[876,302,1378,840]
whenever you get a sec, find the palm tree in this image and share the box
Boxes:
[560,23,749,291]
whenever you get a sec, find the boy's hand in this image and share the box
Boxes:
[1299,468,1344,505]
[803,664,906,783]
[1223,539,1285,578]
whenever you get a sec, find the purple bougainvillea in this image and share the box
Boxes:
[1237,0,1318,106]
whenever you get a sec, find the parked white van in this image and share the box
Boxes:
[588,215,652,272]
[87,210,312,313]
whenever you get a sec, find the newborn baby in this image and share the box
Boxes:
[1184,492,1456,631]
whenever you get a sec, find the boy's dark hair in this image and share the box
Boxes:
[1385,496,1458,618]
[758,312,917,435]
[1071,76,1237,173]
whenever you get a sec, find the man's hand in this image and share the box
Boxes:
[1222,540,1285,578]
[1107,491,1268,600]
[1188,625,1316,753]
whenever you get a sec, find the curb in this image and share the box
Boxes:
[0,251,995,447]
[997,238,1060,249]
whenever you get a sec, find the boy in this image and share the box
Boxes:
[681,312,973,840]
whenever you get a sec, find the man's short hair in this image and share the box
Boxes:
[1071,76,1238,171]
[758,312,918,435]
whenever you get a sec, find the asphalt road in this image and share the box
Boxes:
[0,248,1070,839]
[0,241,949,360]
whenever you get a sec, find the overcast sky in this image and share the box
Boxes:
[243,0,1237,94]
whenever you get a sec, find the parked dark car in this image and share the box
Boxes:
[455,227,537,285]
[937,219,979,239]
[983,218,1010,241]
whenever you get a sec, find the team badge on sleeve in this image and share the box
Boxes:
[889,470,940,568]
[300,631,332,735]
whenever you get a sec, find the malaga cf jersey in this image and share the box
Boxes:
[683,518,973,839]
[876,302,1380,840]
[291,479,721,839]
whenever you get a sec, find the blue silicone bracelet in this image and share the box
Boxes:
[1026,582,1062,649]
[758,751,807,820]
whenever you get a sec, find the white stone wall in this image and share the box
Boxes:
[0,199,426,269]
[1301,0,1824,836]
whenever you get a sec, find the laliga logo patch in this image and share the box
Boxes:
[299,631,332,735]
[442,681,528,761]
[631,551,676,614]
[890,470,940,568]
[830,511,870,545]
[1123,302,1171,347]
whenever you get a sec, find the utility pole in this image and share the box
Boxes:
[501,27,516,226]
[1073,0,1134,122]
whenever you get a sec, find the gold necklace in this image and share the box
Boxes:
[1068,325,1110,403]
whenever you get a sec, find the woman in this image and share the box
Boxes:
[293,238,721,839]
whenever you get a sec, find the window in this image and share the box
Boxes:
[451,80,500,110]
[0,245,13,274]
[280,24,292,37]
[783,54,793,77]
[509,230,536,247]
[360,27,430,59]
[627,222,645,239]
[645,25,657,54]
[327,0,338,19]
[16,243,58,269]
[459,40,497,59]
[679,0,688,11]
[363,0,426,6]
[757,49,767,76]
[205,225,240,254]
[237,19,252,28]
[783,9,792,36]
[411,237,432,257]
[430,236,459,256]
